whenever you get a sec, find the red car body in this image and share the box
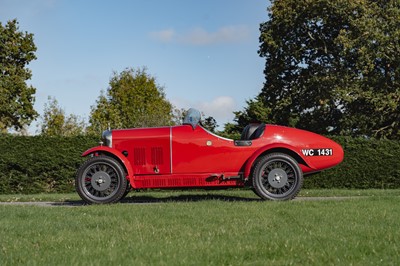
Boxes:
[76,109,344,204]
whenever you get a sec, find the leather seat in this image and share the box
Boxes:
[240,123,265,140]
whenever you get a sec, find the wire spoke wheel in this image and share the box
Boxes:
[252,153,303,200]
[76,156,127,204]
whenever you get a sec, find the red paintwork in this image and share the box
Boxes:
[82,124,344,189]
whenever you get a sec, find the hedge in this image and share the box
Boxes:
[0,135,98,194]
[304,137,400,189]
[0,135,399,194]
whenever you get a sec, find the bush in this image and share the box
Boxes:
[0,135,398,194]
[0,135,98,194]
[303,137,400,189]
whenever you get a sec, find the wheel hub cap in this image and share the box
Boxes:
[91,171,112,191]
[268,169,288,188]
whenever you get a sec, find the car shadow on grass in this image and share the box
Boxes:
[121,193,262,204]
[50,193,262,206]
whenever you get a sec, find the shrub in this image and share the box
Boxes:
[303,137,400,189]
[0,135,98,194]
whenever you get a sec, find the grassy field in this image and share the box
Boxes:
[1,189,400,265]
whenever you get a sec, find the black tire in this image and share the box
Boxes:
[252,153,303,200]
[76,156,128,204]
[121,183,132,200]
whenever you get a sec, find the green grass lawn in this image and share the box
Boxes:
[1,189,400,265]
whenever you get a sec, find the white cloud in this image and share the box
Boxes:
[149,25,251,46]
[172,96,237,128]
[149,28,176,43]
[198,96,236,119]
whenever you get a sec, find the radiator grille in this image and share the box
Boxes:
[133,147,146,165]
[151,147,164,165]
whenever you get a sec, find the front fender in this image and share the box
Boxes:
[243,143,316,178]
[82,146,134,182]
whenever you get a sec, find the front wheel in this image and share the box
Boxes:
[252,153,303,200]
[76,156,128,204]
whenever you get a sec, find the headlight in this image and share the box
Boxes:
[101,130,112,147]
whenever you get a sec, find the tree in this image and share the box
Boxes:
[335,1,400,139]
[230,96,270,132]
[171,107,187,126]
[235,0,399,139]
[221,96,270,139]
[39,96,86,136]
[88,67,174,134]
[0,19,38,132]
[201,116,218,133]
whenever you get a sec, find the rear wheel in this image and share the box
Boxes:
[76,156,128,204]
[252,153,303,200]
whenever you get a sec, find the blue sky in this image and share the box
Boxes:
[1,0,270,131]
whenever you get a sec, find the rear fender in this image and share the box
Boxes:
[82,146,134,185]
[243,143,316,178]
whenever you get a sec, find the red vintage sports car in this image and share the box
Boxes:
[76,108,344,204]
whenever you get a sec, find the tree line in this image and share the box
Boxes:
[1,0,399,140]
[39,67,178,136]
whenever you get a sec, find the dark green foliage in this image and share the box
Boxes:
[0,135,98,194]
[39,96,86,136]
[201,116,218,133]
[224,96,270,136]
[304,137,400,189]
[88,67,174,135]
[0,136,398,194]
[0,19,38,131]
[232,0,400,139]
